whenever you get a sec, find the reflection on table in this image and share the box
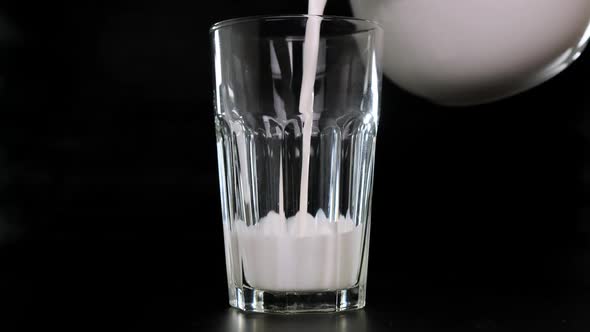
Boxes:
[212,308,373,332]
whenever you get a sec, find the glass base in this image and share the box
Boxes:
[228,285,366,313]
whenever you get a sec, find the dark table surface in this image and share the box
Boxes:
[3,219,589,331]
[1,0,589,331]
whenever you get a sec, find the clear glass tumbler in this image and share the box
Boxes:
[210,15,383,313]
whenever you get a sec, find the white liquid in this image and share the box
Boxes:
[351,0,590,106]
[227,211,363,291]
[224,0,366,292]
[298,0,327,214]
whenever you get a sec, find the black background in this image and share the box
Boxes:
[0,1,589,331]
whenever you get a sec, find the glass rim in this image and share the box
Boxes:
[209,14,382,34]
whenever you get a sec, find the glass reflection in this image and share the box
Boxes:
[213,308,371,332]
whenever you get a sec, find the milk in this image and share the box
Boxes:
[229,211,363,291]
[298,0,327,214]
[224,0,367,292]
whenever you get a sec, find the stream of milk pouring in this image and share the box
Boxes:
[298,0,327,215]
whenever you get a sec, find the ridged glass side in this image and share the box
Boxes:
[211,16,382,312]
[216,111,377,296]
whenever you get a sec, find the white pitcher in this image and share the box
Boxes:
[351,0,590,106]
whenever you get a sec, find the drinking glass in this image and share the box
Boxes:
[210,15,383,313]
